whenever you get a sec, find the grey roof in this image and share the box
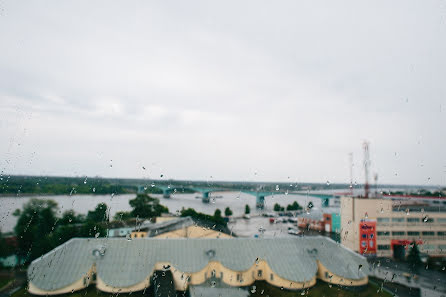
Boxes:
[28,237,368,292]
[135,217,195,237]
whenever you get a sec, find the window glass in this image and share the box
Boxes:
[392,231,405,236]
[1,2,445,297]
[392,218,404,222]
[377,218,390,223]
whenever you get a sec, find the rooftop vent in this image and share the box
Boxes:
[205,249,216,258]
[307,248,318,255]
[92,245,106,258]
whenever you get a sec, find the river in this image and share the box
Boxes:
[0,191,336,233]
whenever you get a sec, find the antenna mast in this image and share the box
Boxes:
[374,173,378,198]
[363,141,370,198]
[349,153,353,195]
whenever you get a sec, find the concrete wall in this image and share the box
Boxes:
[341,196,446,257]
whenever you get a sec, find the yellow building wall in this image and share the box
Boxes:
[131,231,148,238]
[187,260,315,290]
[316,261,368,287]
[153,226,232,239]
[155,217,177,223]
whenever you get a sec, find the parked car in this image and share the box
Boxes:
[287,227,301,236]
[288,217,298,223]
[274,217,286,223]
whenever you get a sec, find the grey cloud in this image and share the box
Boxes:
[0,0,445,185]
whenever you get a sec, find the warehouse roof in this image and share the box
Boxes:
[28,237,368,292]
[135,217,195,236]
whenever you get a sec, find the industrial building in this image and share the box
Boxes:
[130,216,232,239]
[341,196,446,259]
[28,237,368,295]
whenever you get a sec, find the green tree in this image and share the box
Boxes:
[79,221,107,238]
[245,204,250,215]
[180,208,226,226]
[113,211,133,221]
[129,194,168,219]
[274,203,282,212]
[407,241,422,271]
[14,199,58,262]
[214,209,222,219]
[87,203,109,223]
[286,201,302,211]
[0,231,12,258]
[224,207,233,217]
[59,210,86,225]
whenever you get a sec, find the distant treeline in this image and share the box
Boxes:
[388,190,444,197]
[0,176,137,195]
[0,175,195,195]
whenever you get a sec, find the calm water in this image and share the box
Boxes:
[0,191,331,232]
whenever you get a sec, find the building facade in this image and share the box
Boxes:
[341,197,446,258]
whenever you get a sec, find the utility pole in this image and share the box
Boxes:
[349,153,354,195]
[374,173,378,198]
[363,141,370,198]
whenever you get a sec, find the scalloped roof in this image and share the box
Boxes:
[28,237,368,291]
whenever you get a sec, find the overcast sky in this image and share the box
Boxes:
[0,1,445,186]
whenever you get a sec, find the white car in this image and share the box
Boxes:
[274,217,286,223]
[287,227,301,236]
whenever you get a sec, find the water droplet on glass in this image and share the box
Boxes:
[126,234,132,241]
[95,232,100,238]
[160,174,164,178]
[326,181,330,186]
[142,166,146,170]
[275,185,279,191]
[423,215,429,222]
[83,177,88,184]
[405,208,410,216]
[250,286,256,293]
